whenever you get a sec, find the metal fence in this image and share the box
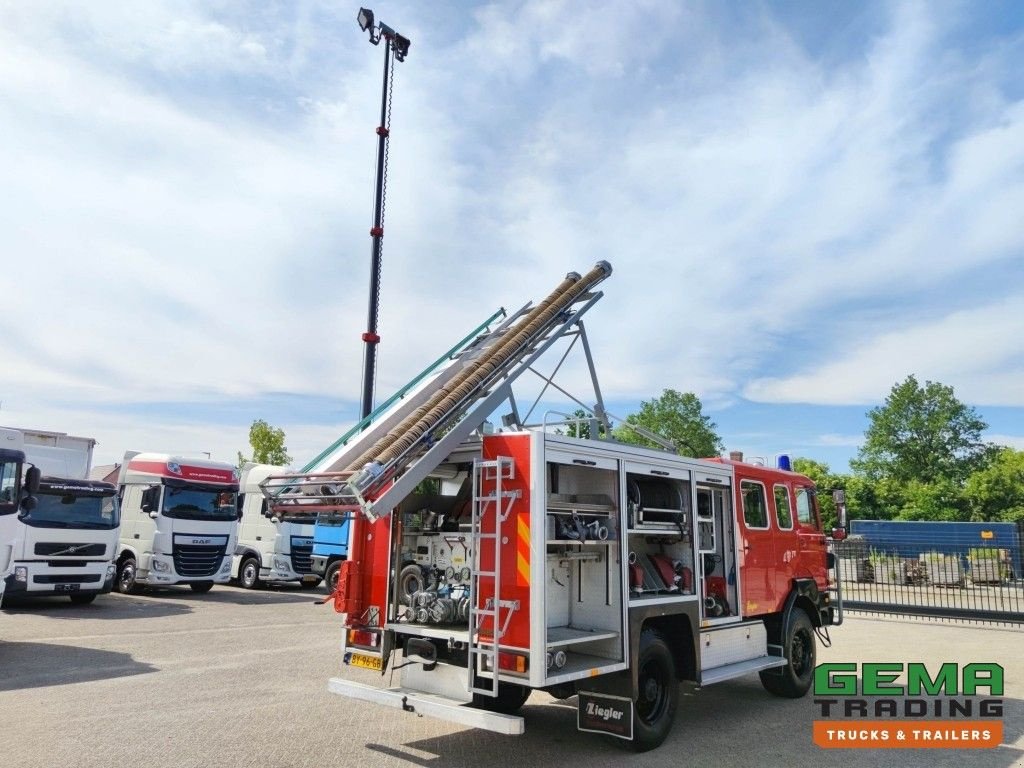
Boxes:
[834,523,1024,625]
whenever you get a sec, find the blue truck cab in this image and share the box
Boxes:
[310,511,349,592]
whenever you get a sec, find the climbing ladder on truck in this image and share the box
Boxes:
[261,261,613,522]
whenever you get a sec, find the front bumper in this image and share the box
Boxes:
[4,562,115,597]
[137,553,233,586]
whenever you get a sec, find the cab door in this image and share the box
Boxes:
[793,484,828,586]
[737,478,776,617]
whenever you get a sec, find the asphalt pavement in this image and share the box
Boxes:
[2,586,1022,768]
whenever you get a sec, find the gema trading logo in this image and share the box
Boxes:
[812,662,1004,749]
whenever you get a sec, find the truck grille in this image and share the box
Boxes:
[34,574,103,584]
[290,545,314,575]
[172,543,226,577]
[35,542,106,557]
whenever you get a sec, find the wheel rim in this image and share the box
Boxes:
[637,658,669,725]
[242,562,256,586]
[119,564,134,591]
[791,629,813,677]
[329,568,340,592]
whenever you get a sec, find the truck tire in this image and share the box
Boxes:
[759,608,815,698]
[325,561,342,593]
[189,581,214,594]
[239,557,261,589]
[69,593,97,605]
[116,557,138,594]
[473,684,531,715]
[629,629,678,752]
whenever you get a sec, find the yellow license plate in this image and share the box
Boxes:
[348,652,383,671]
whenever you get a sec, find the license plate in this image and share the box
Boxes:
[347,652,383,671]
[55,583,80,593]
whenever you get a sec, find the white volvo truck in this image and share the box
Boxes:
[115,452,240,594]
[0,427,120,605]
[232,463,320,589]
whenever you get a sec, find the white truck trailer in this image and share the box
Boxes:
[0,427,120,604]
[232,463,320,589]
[115,452,240,593]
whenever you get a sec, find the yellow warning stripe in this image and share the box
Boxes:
[516,514,530,585]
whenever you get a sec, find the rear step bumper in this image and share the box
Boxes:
[328,678,525,735]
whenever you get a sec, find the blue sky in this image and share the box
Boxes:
[1,1,1022,473]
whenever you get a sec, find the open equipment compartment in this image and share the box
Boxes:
[543,449,625,682]
[624,462,697,602]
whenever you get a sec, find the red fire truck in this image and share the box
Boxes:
[263,262,842,751]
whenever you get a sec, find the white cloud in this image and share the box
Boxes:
[1,1,1022,465]
[744,295,1024,405]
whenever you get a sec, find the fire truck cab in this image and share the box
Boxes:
[331,430,837,751]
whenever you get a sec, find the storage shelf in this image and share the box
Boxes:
[545,650,624,682]
[547,625,620,648]
[627,529,689,537]
[546,506,616,517]
[546,539,617,546]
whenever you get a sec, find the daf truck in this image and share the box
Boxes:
[115,452,240,593]
[232,463,320,589]
[0,427,120,604]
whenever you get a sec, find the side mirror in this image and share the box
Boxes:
[19,495,37,515]
[831,489,848,540]
[24,466,41,495]
[148,511,159,520]
[141,486,160,514]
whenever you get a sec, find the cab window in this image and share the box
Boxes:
[795,487,818,528]
[773,484,793,530]
[741,480,768,529]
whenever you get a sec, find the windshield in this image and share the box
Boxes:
[25,491,120,529]
[162,483,238,521]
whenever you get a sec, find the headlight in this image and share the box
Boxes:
[14,566,28,582]
[152,560,170,573]
[106,564,116,578]
[219,560,231,573]
[273,558,290,571]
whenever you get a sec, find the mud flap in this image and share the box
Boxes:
[577,691,633,741]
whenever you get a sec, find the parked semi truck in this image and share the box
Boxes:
[232,463,320,589]
[262,262,843,751]
[0,427,120,604]
[0,441,37,608]
[115,452,240,593]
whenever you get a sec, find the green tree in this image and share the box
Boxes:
[558,408,610,440]
[238,419,292,467]
[964,448,1024,523]
[614,389,723,458]
[895,478,967,521]
[851,375,993,485]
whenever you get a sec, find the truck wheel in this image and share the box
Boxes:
[116,558,138,594]
[70,593,96,605]
[473,684,531,715]
[239,557,261,589]
[189,581,214,594]
[325,561,342,593]
[760,608,815,698]
[629,630,678,752]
